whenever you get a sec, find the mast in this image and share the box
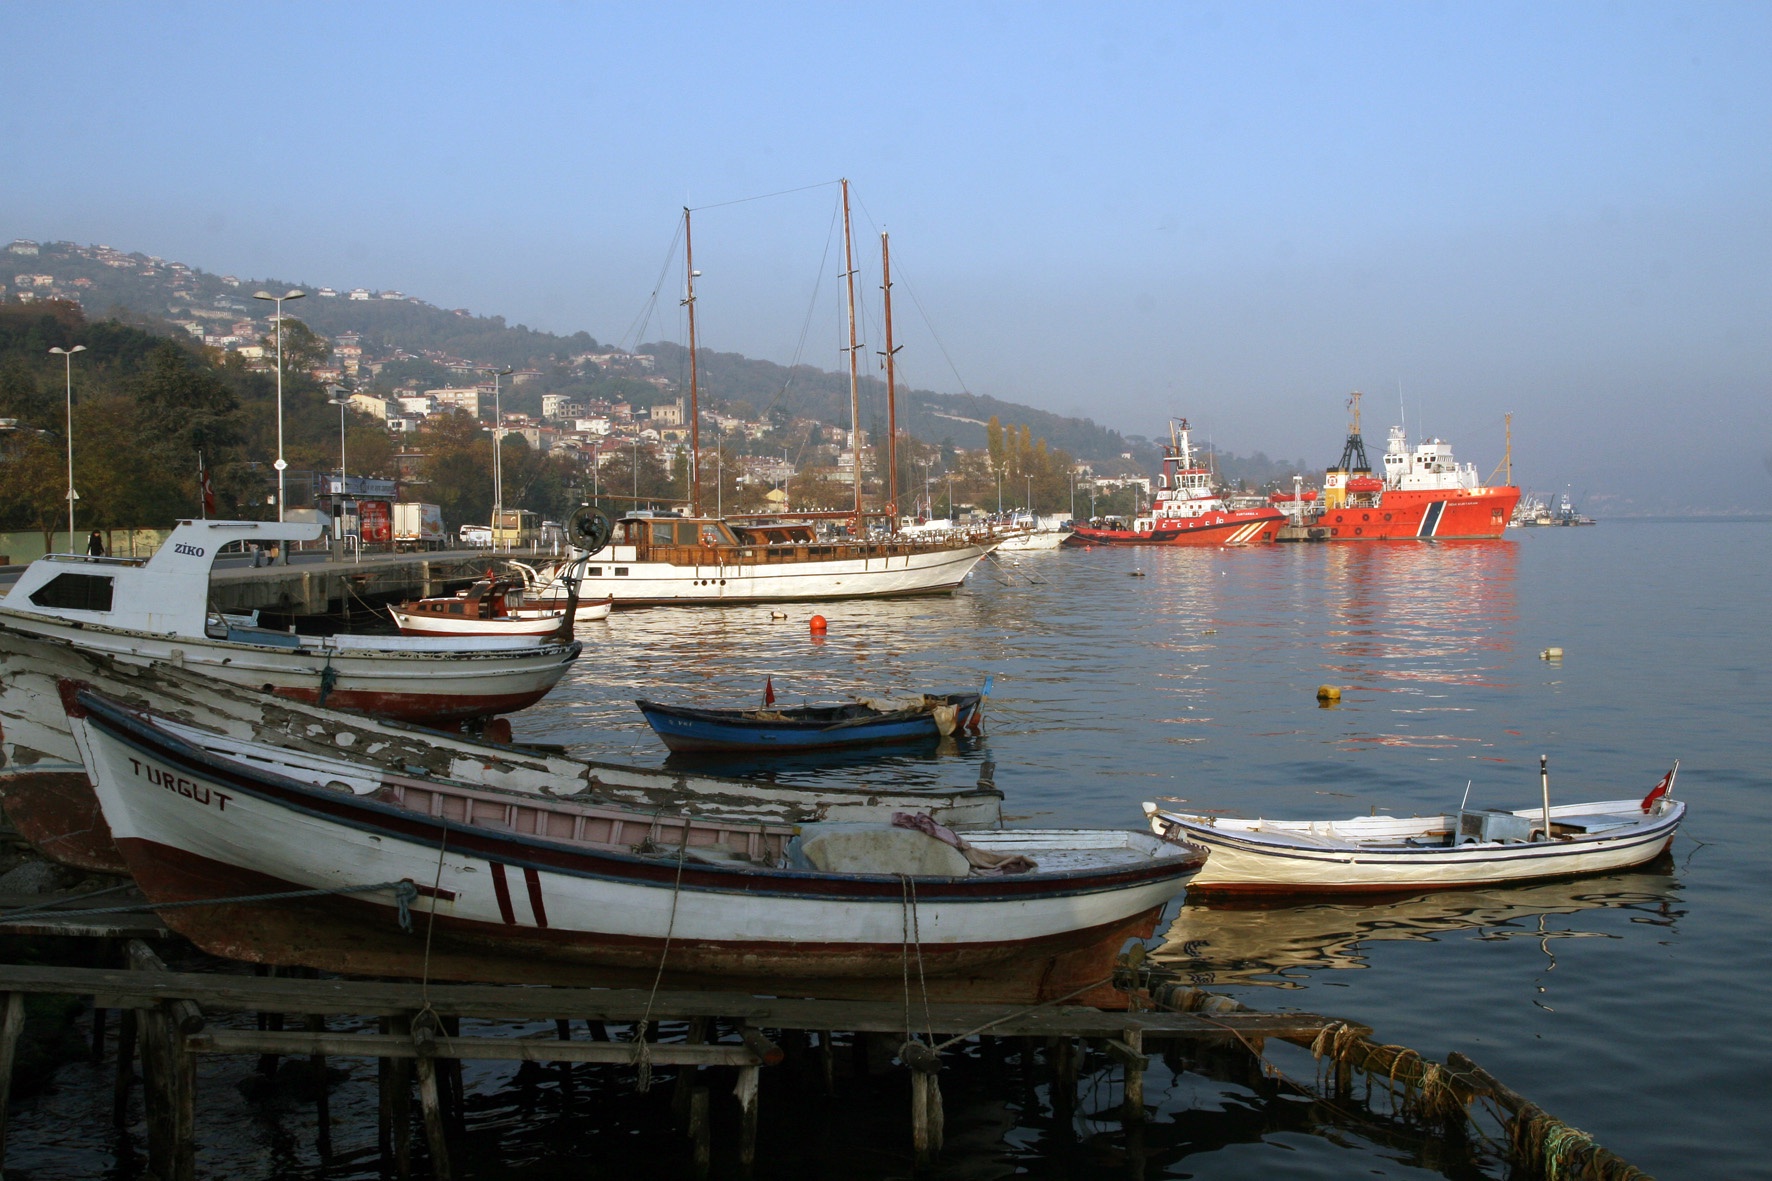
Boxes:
[682,207,701,516]
[841,178,863,530]
[880,230,901,532]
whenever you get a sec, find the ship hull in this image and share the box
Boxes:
[1312,487,1519,541]
[1066,510,1284,548]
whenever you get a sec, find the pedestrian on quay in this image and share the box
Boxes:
[85,530,105,557]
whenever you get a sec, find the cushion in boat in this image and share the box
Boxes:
[798,824,971,877]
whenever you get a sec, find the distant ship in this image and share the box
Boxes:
[1284,393,1520,541]
[1067,418,1286,547]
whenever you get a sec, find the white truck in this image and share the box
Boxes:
[392,502,445,549]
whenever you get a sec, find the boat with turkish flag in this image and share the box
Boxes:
[1066,418,1286,547]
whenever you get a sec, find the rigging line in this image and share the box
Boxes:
[687,178,842,213]
[881,252,973,396]
[620,219,687,353]
[752,194,843,424]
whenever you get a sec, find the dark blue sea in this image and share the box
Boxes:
[9,521,1769,1179]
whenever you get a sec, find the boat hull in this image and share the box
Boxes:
[72,697,1201,1005]
[1310,487,1520,541]
[1145,800,1683,896]
[638,694,984,753]
[0,623,1004,871]
[0,607,578,725]
[1066,510,1284,547]
[539,543,989,607]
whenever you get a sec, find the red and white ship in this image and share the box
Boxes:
[1284,394,1520,541]
[1068,419,1286,547]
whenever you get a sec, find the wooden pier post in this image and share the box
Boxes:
[901,1040,944,1169]
[688,1085,711,1180]
[1106,1030,1148,1124]
[307,1012,332,1159]
[0,991,25,1163]
[386,1013,414,1180]
[673,1016,710,1125]
[113,1007,137,1127]
[412,1012,453,1181]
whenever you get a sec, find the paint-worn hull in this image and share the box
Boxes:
[0,623,1004,872]
[72,696,1202,1006]
[0,607,578,724]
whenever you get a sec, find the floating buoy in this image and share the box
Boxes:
[1129,571,1146,578]
[1540,646,1564,660]
[809,615,828,635]
[770,610,787,620]
[1316,684,1342,704]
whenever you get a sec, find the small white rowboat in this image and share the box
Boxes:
[1144,766,1682,896]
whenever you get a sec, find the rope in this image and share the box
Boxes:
[929,974,1118,1053]
[0,880,419,931]
[630,822,691,1093]
[417,828,450,1020]
[0,881,136,919]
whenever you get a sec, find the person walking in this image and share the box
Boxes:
[85,530,105,557]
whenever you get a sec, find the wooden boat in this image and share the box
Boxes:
[67,689,1205,1005]
[1143,766,1682,896]
[0,518,579,725]
[0,627,1005,875]
[389,568,611,637]
[637,691,985,754]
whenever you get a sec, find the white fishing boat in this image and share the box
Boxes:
[0,519,580,725]
[67,689,1205,1005]
[0,627,1006,875]
[388,565,612,636]
[1143,764,1682,896]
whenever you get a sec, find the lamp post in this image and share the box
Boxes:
[49,345,86,550]
[252,289,305,525]
[484,367,513,548]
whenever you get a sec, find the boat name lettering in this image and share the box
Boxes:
[126,757,233,810]
[172,543,206,557]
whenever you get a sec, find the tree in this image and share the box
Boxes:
[260,318,331,377]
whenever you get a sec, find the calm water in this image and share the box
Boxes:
[10,522,1770,1178]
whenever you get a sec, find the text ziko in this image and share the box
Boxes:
[128,758,233,811]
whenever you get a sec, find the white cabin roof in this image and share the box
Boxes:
[1,519,325,638]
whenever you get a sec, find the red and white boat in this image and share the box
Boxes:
[1067,419,1286,547]
[389,568,612,637]
[0,519,580,726]
[66,688,1205,1006]
[1296,393,1520,540]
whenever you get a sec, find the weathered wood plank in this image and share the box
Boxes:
[0,965,1360,1040]
[187,1029,770,1066]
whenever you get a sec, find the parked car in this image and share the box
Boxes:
[458,524,493,548]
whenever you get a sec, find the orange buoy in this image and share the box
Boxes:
[809,615,828,635]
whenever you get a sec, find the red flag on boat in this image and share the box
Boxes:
[198,454,215,517]
[763,677,776,706]
[1641,766,1675,813]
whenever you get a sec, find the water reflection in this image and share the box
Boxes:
[1150,862,1682,989]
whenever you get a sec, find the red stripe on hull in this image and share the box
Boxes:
[0,769,127,874]
[113,836,1157,1008]
[1067,511,1285,547]
[1316,488,1520,540]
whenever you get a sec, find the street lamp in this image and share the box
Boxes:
[49,345,86,551]
[483,367,513,549]
[252,289,305,525]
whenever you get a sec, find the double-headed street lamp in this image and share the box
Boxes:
[484,367,514,548]
[48,345,86,550]
[252,289,305,524]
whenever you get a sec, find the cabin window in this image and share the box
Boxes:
[699,523,724,545]
[586,566,602,577]
[448,602,465,614]
[676,522,700,546]
[28,572,114,612]
[614,567,629,576]
[650,522,675,546]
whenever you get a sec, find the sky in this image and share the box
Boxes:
[4,2,1770,512]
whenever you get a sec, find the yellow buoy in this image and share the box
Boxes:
[1540,646,1564,660]
[1316,684,1342,703]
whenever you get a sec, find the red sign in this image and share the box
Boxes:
[359,500,392,544]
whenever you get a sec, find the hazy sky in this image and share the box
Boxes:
[5,3,1769,511]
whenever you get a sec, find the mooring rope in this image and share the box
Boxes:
[0,880,420,930]
[630,820,691,1093]
[0,881,137,919]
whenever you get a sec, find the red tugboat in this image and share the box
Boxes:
[1292,393,1520,540]
[1068,418,1286,547]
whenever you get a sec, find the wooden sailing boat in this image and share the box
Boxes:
[529,182,992,607]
